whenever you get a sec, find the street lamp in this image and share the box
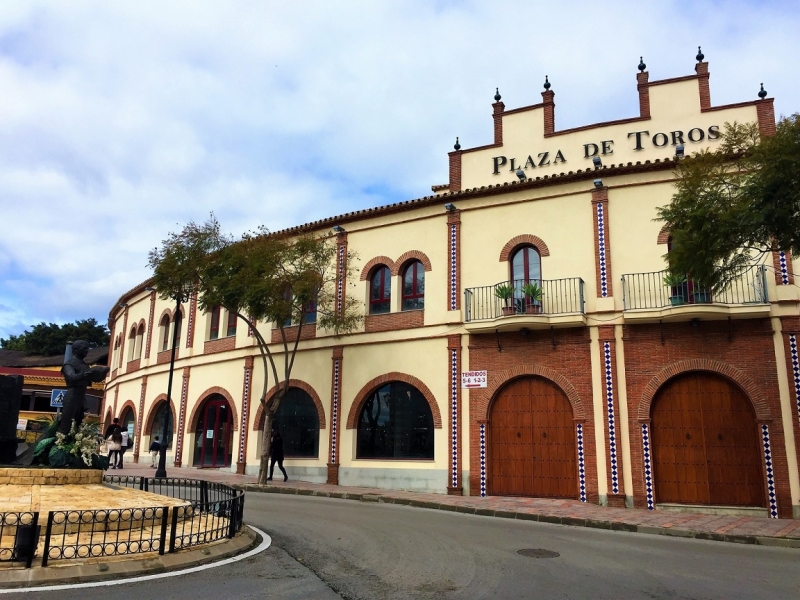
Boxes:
[155,293,183,479]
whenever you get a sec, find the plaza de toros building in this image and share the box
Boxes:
[104,55,800,519]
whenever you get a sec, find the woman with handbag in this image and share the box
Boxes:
[107,429,123,469]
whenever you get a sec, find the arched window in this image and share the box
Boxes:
[357,381,434,459]
[209,306,221,340]
[226,310,237,337]
[510,246,541,283]
[151,402,173,448]
[136,324,145,359]
[401,261,425,311]
[370,266,391,314]
[273,388,320,457]
[128,327,137,361]
[160,315,170,352]
[173,311,182,347]
[120,406,135,448]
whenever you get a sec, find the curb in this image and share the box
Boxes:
[0,526,259,589]
[238,484,800,549]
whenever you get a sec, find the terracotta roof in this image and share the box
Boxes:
[0,346,109,368]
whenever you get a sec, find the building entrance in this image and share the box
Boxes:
[651,372,765,507]
[489,377,577,498]
[193,396,233,468]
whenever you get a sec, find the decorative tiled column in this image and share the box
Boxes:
[591,185,612,298]
[236,356,254,474]
[641,422,655,510]
[447,335,462,495]
[133,375,148,463]
[327,346,344,484]
[144,290,156,360]
[335,232,348,317]
[447,209,461,311]
[576,423,587,502]
[478,421,487,497]
[118,307,129,370]
[760,423,779,518]
[599,326,623,505]
[186,292,197,348]
[172,366,191,467]
[772,250,794,286]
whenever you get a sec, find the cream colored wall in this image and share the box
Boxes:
[339,338,449,470]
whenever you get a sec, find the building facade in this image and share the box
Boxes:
[105,56,800,519]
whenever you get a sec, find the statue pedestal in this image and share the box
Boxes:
[0,467,103,486]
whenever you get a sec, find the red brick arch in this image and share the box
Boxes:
[360,256,396,281]
[253,379,327,431]
[499,234,551,262]
[480,365,586,421]
[157,308,173,326]
[144,394,177,435]
[637,359,772,421]
[137,319,146,334]
[346,372,442,429]
[392,251,433,276]
[187,386,239,433]
[657,224,670,244]
[117,400,137,425]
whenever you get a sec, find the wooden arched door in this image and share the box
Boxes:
[489,377,576,498]
[651,372,764,507]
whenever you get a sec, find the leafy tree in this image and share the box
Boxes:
[148,215,362,484]
[657,114,800,290]
[0,318,110,356]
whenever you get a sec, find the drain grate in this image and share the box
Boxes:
[517,548,560,558]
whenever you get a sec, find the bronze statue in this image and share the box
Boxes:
[58,340,109,434]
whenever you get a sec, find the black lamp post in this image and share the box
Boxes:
[155,294,182,479]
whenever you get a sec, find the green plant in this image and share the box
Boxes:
[663,272,687,287]
[521,282,543,302]
[494,284,514,304]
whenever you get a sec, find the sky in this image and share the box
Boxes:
[0,0,797,341]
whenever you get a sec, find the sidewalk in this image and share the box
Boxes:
[118,463,800,548]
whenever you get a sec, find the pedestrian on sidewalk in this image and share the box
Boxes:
[149,436,161,467]
[104,418,120,439]
[118,428,129,469]
[267,430,288,482]
[107,429,123,469]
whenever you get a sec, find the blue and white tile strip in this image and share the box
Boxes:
[596,202,609,297]
[779,251,790,284]
[449,224,458,310]
[449,349,459,489]
[790,335,800,422]
[479,423,487,497]
[331,359,340,464]
[761,424,779,518]
[336,244,345,309]
[603,341,619,494]
[238,367,251,464]
[185,294,195,347]
[576,423,587,502]
[137,383,146,445]
[641,423,655,510]
[175,375,189,462]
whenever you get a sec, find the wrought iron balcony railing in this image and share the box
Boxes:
[621,265,768,311]
[464,278,585,322]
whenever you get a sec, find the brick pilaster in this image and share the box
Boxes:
[118,308,129,370]
[133,375,148,463]
[327,346,344,484]
[492,101,505,145]
[636,71,650,118]
[447,335,463,495]
[695,62,710,110]
[756,98,776,137]
[541,89,555,135]
[112,386,119,420]
[448,150,462,193]
[335,232,348,318]
[598,326,624,506]
[144,291,156,360]
[591,186,612,298]
[772,250,795,285]
[447,210,461,311]
[236,356,254,474]
[186,292,197,348]
[173,366,191,467]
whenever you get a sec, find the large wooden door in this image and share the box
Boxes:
[489,377,576,498]
[651,373,764,507]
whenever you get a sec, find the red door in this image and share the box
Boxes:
[197,399,232,468]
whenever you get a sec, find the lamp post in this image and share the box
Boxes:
[155,294,182,479]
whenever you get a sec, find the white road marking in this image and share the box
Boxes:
[0,526,271,594]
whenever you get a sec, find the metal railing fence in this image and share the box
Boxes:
[464,277,585,322]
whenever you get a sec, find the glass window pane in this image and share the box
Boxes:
[274,388,319,457]
[511,249,525,281]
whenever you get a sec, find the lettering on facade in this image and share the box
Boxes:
[491,125,720,175]
[461,370,488,388]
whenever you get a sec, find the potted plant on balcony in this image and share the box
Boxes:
[663,272,687,306]
[692,285,711,304]
[521,282,543,314]
[495,284,515,316]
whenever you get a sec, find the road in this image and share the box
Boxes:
[8,493,800,599]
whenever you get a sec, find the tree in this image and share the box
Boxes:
[148,216,362,484]
[0,318,110,356]
[657,114,800,290]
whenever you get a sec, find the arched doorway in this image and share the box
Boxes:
[193,395,234,468]
[651,372,764,507]
[119,406,135,448]
[489,376,576,498]
[273,387,320,458]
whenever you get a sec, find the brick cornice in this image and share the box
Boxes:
[346,372,442,429]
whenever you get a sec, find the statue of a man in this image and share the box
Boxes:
[58,340,110,435]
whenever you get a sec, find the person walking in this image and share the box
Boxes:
[104,418,120,439]
[149,436,161,468]
[107,429,123,469]
[267,430,288,482]
[118,428,130,469]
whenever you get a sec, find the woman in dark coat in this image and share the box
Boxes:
[267,431,288,482]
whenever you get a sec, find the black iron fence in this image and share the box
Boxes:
[621,265,768,310]
[464,277,585,322]
[0,477,245,569]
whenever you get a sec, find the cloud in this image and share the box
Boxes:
[0,0,797,338]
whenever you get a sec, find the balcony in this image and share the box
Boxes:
[621,265,769,322]
[464,278,586,332]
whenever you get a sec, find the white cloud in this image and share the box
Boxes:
[0,0,797,338]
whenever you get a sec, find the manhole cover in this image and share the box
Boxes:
[517,548,560,558]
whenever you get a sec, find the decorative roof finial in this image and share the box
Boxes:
[758,83,767,99]
[454,136,461,151]
[543,75,551,91]
[638,57,646,72]
[696,46,704,62]
[494,88,501,102]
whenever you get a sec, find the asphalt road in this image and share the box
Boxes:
[8,493,800,599]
